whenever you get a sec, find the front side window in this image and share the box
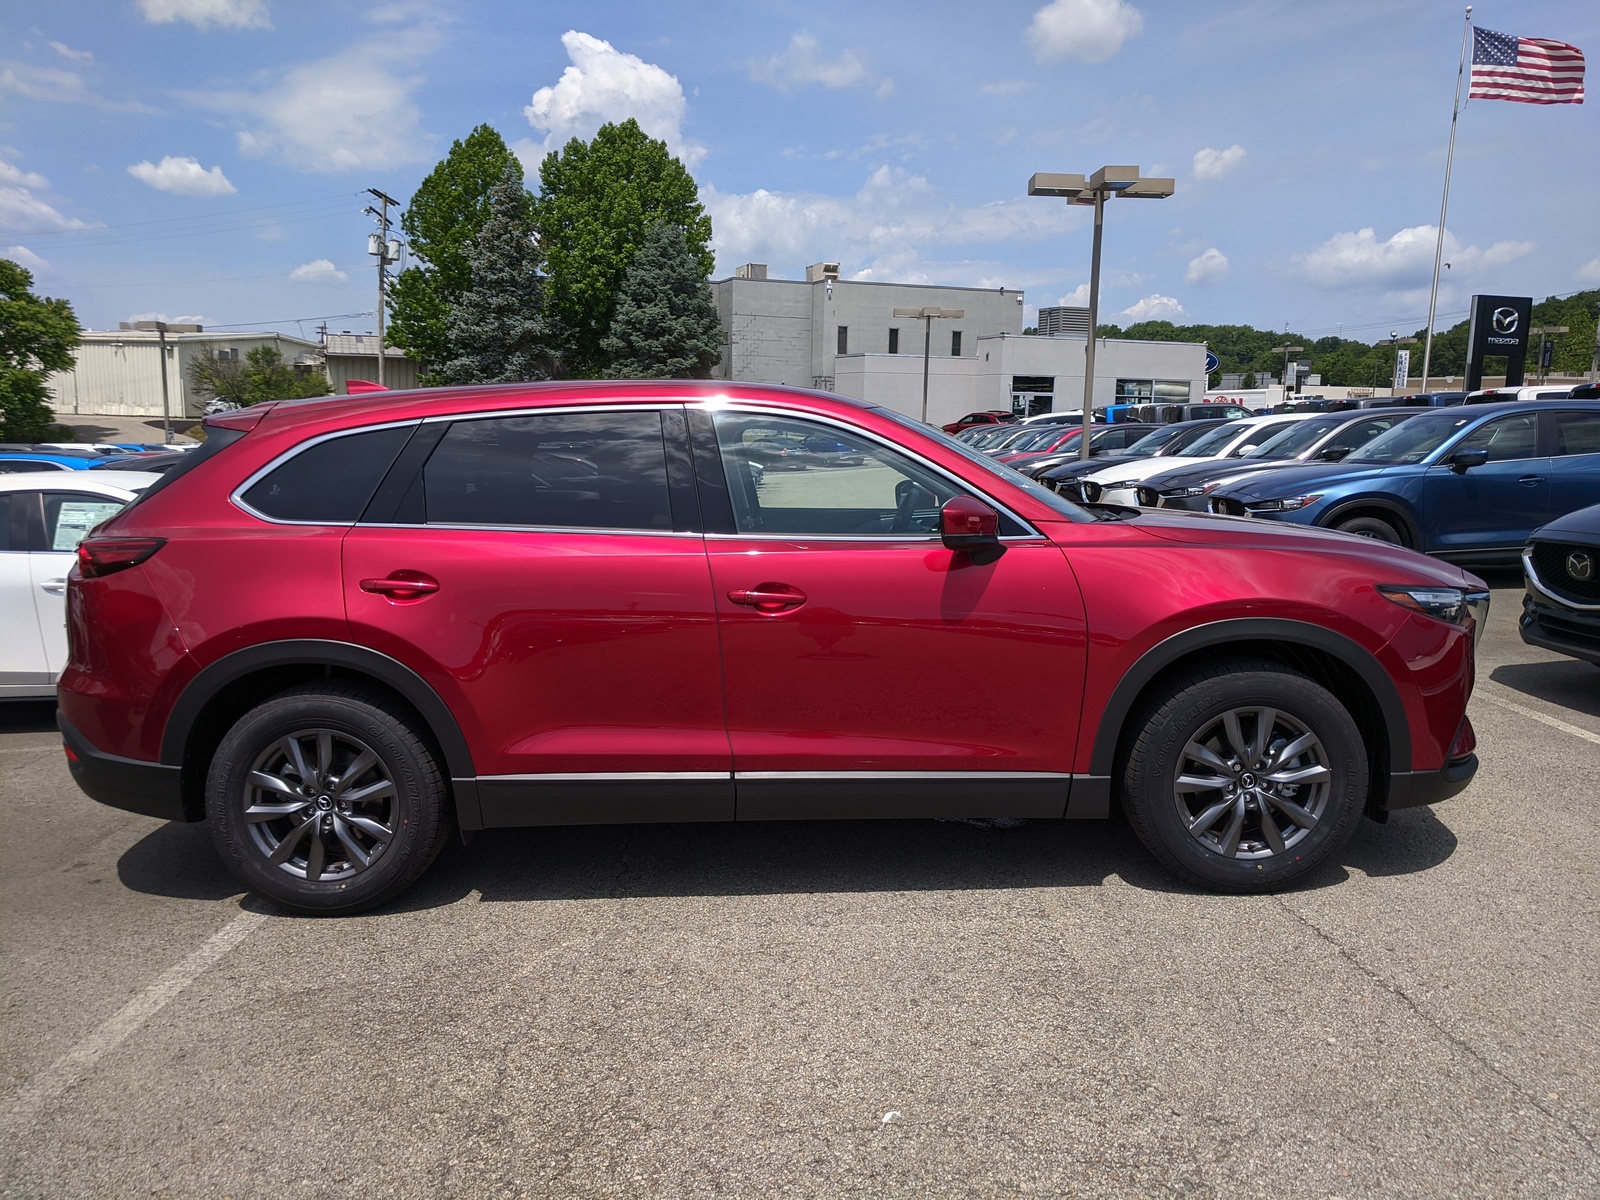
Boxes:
[241,425,413,523]
[44,493,127,551]
[713,413,969,537]
[422,410,673,531]
[1454,413,1538,462]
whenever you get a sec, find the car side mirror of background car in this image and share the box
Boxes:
[1449,447,1490,473]
[940,496,1001,553]
[1316,446,1352,462]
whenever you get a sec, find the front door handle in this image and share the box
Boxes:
[360,572,439,601]
[1518,475,1545,486]
[727,583,807,613]
[40,579,67,596]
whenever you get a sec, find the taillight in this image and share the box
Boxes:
[76,537,166,578]
[1449,715,1476,760]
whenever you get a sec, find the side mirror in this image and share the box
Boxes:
[1449,447,1490,473]
[1317,445,1352,462]
[940,496,1000,552]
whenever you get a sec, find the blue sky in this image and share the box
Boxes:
[3,0,1596,344]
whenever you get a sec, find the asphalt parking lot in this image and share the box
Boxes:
[2,568,1597,1199]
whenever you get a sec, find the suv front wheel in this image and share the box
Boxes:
[206,683,452,914]
[1120,661,1367,892]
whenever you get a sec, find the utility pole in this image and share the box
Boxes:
[365,189,400,387]
[154,321,173,443]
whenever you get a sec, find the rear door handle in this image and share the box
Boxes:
[727,583,807,613]
[40,579,67,596]
[360,572,439,600]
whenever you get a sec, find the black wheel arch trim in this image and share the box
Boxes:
[160,639,476,780]
[1317,498,1421,548]
[1088,617,1412,778]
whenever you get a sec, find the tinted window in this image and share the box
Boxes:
[714,413,967,537]
[422,411,672,531]
[1455,413,1538,462]
[242,425,411,523]
[1551,412,1600,456]
[44,493,127,551]
[0,460,65,474]
[0,494,11,550]
[1349,411,1477,464]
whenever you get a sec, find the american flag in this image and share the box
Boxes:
[1469,27,1584,105]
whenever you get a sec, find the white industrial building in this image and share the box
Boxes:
[44,324,418,420]
[710,263,1206,425]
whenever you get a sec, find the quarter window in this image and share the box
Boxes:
[422,410,673,531]
[712,413,971,537]
[241,425,413,523]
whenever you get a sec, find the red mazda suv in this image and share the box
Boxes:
[60,382,1487,913]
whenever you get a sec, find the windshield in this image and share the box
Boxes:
[1121,424,1189,454]
[1348,411,1477,464]
[871,407,1096,523]
[1183,421,1257,456]
[1245,416,1345,459]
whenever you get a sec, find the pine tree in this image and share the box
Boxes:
[601,223,723,379]
[435,164,554,384]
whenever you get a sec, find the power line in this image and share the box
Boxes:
[202,311,376,330]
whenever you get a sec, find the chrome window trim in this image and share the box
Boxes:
[689,401,1043,540]
[1524,545,1600,611]
[229,417,422,526]
[359,521,698,539]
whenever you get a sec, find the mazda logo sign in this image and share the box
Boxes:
[1568,550,1595,582]
[1492,307,1520,335]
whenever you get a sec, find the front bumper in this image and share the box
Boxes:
[1520,593,1600,665]
[1387,755,1479,810]
[59,711,188,822]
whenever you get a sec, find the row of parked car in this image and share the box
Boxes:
[946,388,1600,669]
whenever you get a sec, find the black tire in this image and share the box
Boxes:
[1120,661,1367,893]
[1334,514,1403,545]
[206,683,452,915]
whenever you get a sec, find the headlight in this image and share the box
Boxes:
[1160,486,1211,498]
[1377,585,1472,624]
[1101,480,1141,491]
[1246,493,1322,512]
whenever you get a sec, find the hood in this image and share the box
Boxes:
[1212,459,1399,503]
[1084,455,1222,485]
[1532,500,1600,543]
[1123,508,1474,587]
[1138,457,1288,492]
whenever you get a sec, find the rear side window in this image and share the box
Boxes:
[0,495,11,550]
[44,493,127,551]
[241,425,413,523]
[1551,412,1600,456]
[421,411,673,531]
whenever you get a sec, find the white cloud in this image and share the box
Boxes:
[1576,258,1600,285]
[1298,225,1536,291]
[702,165,1084,284]
[0,158,93,233]
[127,156,236,197]
[979,79,1034,95]
[1027,0,1144,64]
[198,33,434,172]
[137,0,270,30]
[5,245,50,273]
[524,31,704,167]
[748,33,869,92]
[1192,144,1245,180]
[0,61,152,111]
[1057,283,1091,306]
[1185,247,1228,285]
[1120,294,1185,321]
[48,41,94,63]
[289,258,348,284]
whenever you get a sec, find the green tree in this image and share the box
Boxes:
[532,119,713,377]
[0,258,80,440]
[435,164,556,385]
[386,124,524,377]
[187,345,332,407]
[601,223,723,379]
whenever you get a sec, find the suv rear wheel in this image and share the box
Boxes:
[1120,661,1367,892]
[206,683,452,914]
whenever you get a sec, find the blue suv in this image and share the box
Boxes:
[1206,401,1600,563]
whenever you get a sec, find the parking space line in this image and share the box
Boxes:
[1477,688,1600,749]
[0,908,266,1137]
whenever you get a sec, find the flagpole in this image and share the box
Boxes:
[1420,6,1474,394]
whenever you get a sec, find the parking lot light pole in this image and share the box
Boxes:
[1530,326,1568,384]
[1378,332,1417,394]
[1028,167,1174,459]
[152,320,173,444]
[1270,344,1305,400]
[893,307,965,424]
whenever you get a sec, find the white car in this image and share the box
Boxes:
[1,473,159,700]
[1073,413,1322,506]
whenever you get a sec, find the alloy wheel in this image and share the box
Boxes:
[1172,706,1332,860]
[243,728,397,881]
